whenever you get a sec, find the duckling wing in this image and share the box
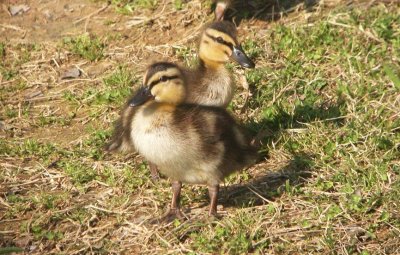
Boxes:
[175,105,257,177]
[206,108,258,173]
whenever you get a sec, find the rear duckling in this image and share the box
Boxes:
[129,62,257,220]
[184,20,254,107]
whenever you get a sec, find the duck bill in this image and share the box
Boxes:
[231,45,255,69]
[129,86,153,107]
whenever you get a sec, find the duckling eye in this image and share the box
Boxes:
[159,76,168,82]
[216,37,224,43]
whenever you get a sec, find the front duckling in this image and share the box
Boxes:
[184,20,255,108]
[129,62,257,220]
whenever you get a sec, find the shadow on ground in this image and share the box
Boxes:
[247,98,345,145]
[218,0,320,24]
[221,152,314,208]
[216,99,345,209]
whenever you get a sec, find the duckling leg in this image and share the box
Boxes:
[159,181,185,222]
[148,162,160,180]
[208,184,220,216]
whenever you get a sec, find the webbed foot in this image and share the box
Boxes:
[161,208,186,222]
[150,208,186,224]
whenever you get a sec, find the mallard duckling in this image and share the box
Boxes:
[106,21,254,153]
[184,20,254,108]
[129,62,257,219]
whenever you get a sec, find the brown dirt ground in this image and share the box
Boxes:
[3,0,397,254]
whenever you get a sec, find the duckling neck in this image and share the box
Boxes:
[199,58,226,71]
[185,59,233,108]
[141,101,176,116]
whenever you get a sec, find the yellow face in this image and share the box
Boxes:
[199,27,237,66]
[146,66,186,105]
[198,22,255,69]
[129,63,187,107]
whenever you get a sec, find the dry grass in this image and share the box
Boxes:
[1,0,399,254]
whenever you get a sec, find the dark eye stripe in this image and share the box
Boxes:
[148,75,180,88]
[205,32,233,49]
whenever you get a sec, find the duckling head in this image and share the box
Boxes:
[129,62,186,107]
[199,21,255,69]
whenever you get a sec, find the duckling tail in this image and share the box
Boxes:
[249,130,269,163]
[105,132,135,154]
[104,118,125,152]
[244,142,261,164]
[105,102,137,153]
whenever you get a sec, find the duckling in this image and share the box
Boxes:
[106,21,254,153]
[128,62,257,220]
[184,20,254,107]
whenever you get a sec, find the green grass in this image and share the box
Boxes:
[0,1,399,254]
[62,66,136,109]
[174,45,197,67]
[0,42,5,58]
[0,247,24,255]
[109,0,158,14]
[0,43,37,81]
[63,34,105,61]
[173,0,184,10]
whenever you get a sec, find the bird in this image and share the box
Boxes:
[127,62,258,220]
[184,20,255,107]
[106,20,254,159]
